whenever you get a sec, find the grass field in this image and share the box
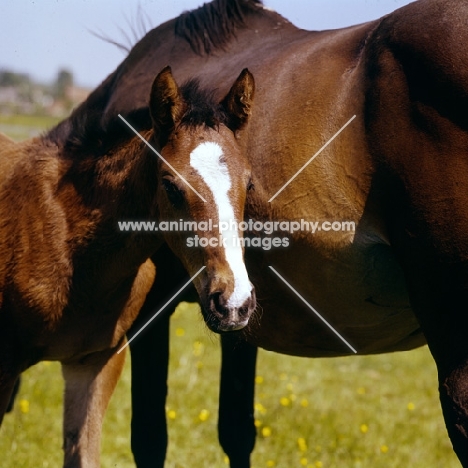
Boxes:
[0,303,460,468]
[0,120,460,466]
[0,113,61,141]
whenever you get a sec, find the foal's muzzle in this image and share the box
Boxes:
[205,286,256,333]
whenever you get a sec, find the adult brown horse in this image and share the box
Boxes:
[0,67,254,467]
[95,0,468,466]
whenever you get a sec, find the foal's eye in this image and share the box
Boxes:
[162,179,185,208]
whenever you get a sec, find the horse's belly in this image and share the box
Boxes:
[244,241,425,357]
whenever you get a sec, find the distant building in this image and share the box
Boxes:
[0,69,91,118]
[65,85,90,106]
[0,86,18,104]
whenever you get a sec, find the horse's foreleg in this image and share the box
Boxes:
[61,346,126,468]
[218,335,257,468]
[129,313,170,468]
[129,244,195,467]
[6,377,20,413]
[0,370,21,425]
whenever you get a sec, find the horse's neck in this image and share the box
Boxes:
[0,136,160,315]
[0,139,74,315]
[64,137,161,291]
[103,5,301,121]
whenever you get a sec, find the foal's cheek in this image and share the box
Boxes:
[156,192,172,218]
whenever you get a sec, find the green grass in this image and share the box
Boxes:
[0,302,460,467]
[0,113,61,141]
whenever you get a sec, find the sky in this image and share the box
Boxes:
[0,0,415,88]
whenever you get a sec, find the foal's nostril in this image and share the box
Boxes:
[209,291,225,313]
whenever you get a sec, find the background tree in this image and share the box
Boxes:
[55,69,73,99]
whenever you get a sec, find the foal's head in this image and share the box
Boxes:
[149,67,256,332]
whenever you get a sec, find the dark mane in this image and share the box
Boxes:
[175,0,263,55]
[45,72,118,148]
[89,5,153,54]
[64,107,151,158]
[179,79,227,128]
[45,79,224,158]
[46,86,151,159]
[45,73,229,158]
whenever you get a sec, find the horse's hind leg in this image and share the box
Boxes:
[219,334,257,468]
[61,346,126,468]
[411,288,468,466]
[387,229,468,465]
[438,359,468,466]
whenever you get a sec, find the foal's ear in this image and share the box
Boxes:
[220,68,255,132]
[149,66,185,146]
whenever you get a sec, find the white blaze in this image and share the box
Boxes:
[190,141,252,308]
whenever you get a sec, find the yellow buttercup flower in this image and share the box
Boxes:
[198,409,210,422]
[255,402,267,414]
[280,397,291,407]
[19,399,29,414]
[297,437,307,452]
[193,341,204,356]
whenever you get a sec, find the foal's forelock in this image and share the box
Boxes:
[189,141,252,308]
